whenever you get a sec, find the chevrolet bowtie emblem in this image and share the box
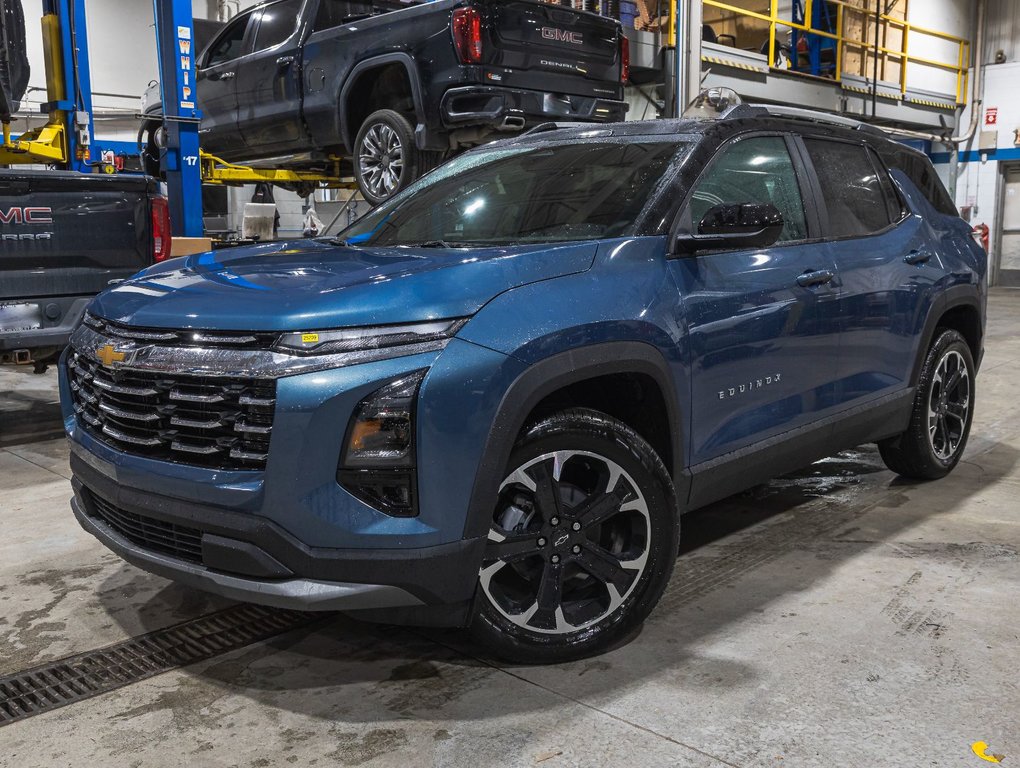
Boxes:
[96,344,127,367]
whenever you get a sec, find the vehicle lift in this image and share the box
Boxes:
[0,0,94,172]
[0,0,353,240]
[198,151,355,194]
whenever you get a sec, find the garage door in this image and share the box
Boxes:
[1000,164,1020,286]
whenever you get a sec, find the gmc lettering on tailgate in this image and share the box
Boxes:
[0,207,54,225]
[1,207,55,241]
[541,27,583,45]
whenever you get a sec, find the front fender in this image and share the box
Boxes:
[455,238,691,538]
[459,340,687,540]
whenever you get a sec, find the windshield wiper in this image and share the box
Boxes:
[403,240,463,249]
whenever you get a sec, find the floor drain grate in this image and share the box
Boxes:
[0,603,323,727]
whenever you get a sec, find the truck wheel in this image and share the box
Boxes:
[137,119,165,179]
[878,329,975,480]
[354,109,423,206]
[470,408,679,664]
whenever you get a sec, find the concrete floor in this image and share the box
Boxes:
[2,290,1019,768]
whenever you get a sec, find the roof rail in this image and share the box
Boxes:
[521,121,592,137]
[748,104,885,135]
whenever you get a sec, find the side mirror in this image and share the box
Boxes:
[673,202,785,255]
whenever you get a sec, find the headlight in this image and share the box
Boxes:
[338,370,426,517]
[276,319,467,356]
[342,370,424,468]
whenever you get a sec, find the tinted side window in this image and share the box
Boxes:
[254,0,302,51]
[314,0,373,32]
[804,139,891,238]
[205,13,251,66]
[894,153,957,216]
[690,136,807,243]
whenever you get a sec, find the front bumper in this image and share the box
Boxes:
[440,85,627,128]
[70,450,485,611]
[59,327,524,620]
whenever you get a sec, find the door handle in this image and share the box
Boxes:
[904,249,931,265]
[796,269,835,288]
[276,56,295,68]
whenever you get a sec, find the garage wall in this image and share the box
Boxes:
[984,0,1020,65]
[905,0,971,97]
[935,58,1020,285]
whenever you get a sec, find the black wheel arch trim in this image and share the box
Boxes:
[462,341,686,540]
[911,284,984,387]
[339,53,427,152]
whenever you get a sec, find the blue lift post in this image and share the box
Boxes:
[791,0,837,79]
[152,0,204,237]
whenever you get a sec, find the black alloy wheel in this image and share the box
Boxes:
[879,328,976,480]
[470,409,679,663]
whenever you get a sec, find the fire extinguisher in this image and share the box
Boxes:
[973,223,990,252]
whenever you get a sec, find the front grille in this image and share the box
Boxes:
[82,313,279,350]
[68,349,276,471]
[86,491,204,564]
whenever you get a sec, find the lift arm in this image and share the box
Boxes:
[0,7,66,164]
[199,151,356,191]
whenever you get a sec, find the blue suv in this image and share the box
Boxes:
[60,103,986,662]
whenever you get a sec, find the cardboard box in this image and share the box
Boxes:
[170,237,214,257]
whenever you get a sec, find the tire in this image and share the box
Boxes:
[353,109,426,206]
[0,0,30,117]
[137,119,165,179]
[878,329,975,480]
[469,408,680,664]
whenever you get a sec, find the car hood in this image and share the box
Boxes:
[89,239,598,331]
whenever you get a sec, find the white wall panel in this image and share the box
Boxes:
[905,0,972,96]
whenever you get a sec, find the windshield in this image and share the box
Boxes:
[339,141,688,248]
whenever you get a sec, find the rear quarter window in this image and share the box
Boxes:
[890,152,958,217]
[868,147,907,224]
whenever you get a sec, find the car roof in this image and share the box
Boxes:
[505,104,925,162]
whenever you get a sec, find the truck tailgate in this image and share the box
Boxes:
[0,170,158,301]
[484,1,623,98]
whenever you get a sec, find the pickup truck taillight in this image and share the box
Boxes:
[151,196,172,262]
[621,35,630,84]
[452,7,483,64]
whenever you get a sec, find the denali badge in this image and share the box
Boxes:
[96,344,127,367]
[541,27,583,45]
[718,373,782,400]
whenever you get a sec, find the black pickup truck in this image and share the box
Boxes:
[0,170,169,372]
[182,0,629,204]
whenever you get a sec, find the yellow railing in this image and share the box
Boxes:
[699,0,970,104]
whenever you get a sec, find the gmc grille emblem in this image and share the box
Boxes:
[541,27,583,45]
